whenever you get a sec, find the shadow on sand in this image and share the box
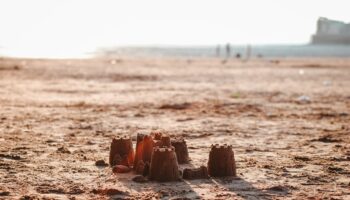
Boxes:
[211,176,290,200]
[106,173,288,199]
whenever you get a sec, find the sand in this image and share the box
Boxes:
[0,56,349,200]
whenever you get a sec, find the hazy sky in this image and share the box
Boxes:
[0,0,349,57]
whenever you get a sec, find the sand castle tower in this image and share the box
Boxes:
[149,146,181,182]
[109,135,134,167]
[207,144,236,177]
[133,134,155,174]
[171,137,189,164]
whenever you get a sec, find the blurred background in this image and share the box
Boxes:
[0,0,349,58]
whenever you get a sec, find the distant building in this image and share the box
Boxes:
[311,17,350,45]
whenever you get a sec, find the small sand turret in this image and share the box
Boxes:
[183,166,209,180]
[133,134,155,174]
[149,146,181,182]
[207,144,236,177]
[109,135,134,167]
[171,137,189,164]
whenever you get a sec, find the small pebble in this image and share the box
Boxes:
[95,160,108,167]
[0,191,10,196]
[57,146,71,154]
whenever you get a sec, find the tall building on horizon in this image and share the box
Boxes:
[311,17,350,45]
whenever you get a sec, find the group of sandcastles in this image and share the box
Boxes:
[109,132,236,182]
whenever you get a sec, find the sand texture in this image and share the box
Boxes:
[0,57,349,199]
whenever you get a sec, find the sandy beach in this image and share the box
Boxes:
[0,57,349,200]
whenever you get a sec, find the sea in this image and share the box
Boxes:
[1,44,350,59]
[98,44,350,58]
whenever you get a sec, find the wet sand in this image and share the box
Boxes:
[0,57,349,199]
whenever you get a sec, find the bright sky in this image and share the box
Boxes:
[0,0,349,57]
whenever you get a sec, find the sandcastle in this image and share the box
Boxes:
[183,166,209,180]
[149,146,181,182]
[208,144,236,177]
[133,132,189,176]
[171,137,190,164]
[109,135,134,167]
[108,132,236,182]
[133,134,155,175]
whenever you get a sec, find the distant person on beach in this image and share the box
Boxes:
[216,45,220,57]
[245,44,251,61]
[225,43,231,59]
